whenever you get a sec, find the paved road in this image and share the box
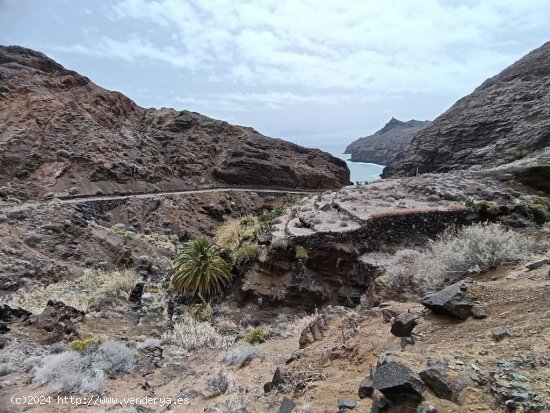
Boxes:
[1,187,321,210]
[61,187,320,204]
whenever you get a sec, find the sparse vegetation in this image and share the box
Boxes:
[162,315,228,351]
[413,223,542,293]
[172,237,233,297]
[295,245,308,260]
[235,242,259,265]
[214,215,260,250]
[69,337,104,353]
[223,343,265,366]
[1,269,136,313]
[240,326,269,344]
[33,341,136,393]
[207,368,234,395]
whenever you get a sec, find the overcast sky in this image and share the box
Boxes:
[1,0,549,152]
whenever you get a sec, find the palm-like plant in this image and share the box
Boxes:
[171,237,233,297]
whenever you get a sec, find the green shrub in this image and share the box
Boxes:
[69,337,104,353]
[172,238,233,297]
[240,327,269,345]
[528,203,549,224]
[235,242,258,265]
[295,245,308,260]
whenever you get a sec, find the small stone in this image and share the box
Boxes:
[472,306,488,319]
[492,327,509,341]
[337,399,357,411]
[525,258,548,270]
[277,397,296,413]
[358,376,374,399]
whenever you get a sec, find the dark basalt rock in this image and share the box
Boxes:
[419,360,455,401]
[372,361,425,405]
[390,312,419,337]
[358,376,375,399]
[421,282,474,320]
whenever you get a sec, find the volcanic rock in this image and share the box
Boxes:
[345,118,430,166]
[371,361,425,405]
[421,282,474,320]
[384,42,550,177]
[0,46,350,201]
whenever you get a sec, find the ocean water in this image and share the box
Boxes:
[315,143,384,183]
[336,153,385,183]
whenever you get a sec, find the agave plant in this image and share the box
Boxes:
[171,237,233,297]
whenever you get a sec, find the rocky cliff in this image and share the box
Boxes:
[344,118,430,165]
[384,41,550,177]
[0,46,350,201]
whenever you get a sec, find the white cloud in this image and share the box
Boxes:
[51,0,550,108]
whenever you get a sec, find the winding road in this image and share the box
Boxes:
[1,186,323,211]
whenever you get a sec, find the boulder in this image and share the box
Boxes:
[421,282,474,320]
[390,312,419,337]
[419,360,455,401]
[264,367,285,393]
[299,315,328,349]
[372,361,425,405]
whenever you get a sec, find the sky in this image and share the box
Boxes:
[1,0,549,152]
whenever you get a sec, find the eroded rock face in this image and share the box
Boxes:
[384,41,550,177]
[0,46,350,201]
[345,118,430,166]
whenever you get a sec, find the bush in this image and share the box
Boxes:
[215,216,260,250]
[1,269,136,313]
[223,343,265,366]
[33,341,135,393]
[240,327,269,345]
[171,238,233,297]
[216,319,239,335]
[70,337,104,353]
[207,368,234,395]
[235,242,258,266]
[414,223,542,294]
[162,316,227,351]
[295,245,308,260]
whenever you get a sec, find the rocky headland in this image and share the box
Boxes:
[345,118,430,166]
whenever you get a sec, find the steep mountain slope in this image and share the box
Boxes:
[344,118,430,165]
[0,46,350,201]
[384,41,550,177]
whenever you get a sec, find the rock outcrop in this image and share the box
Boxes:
[345,118,430,166]
[0,46,350,201]
[384,41,550,177]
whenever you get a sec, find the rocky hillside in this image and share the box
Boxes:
[0,46,350,201]
[345,118,430,165]
[384,41,550,177]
